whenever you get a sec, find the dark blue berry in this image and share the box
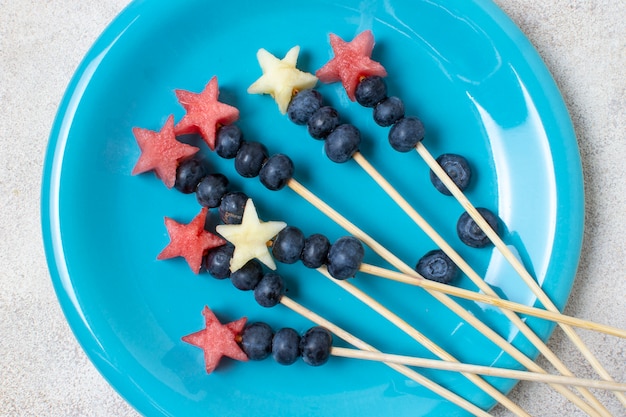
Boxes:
[230,259,264,291]
[373,96,404,127]
[355,76,387,107]
[326,236,364,280]
[287,89,323,125]
[415,249,458,284]
[203,244,234,279]
[219,191,248,224]
[388,117,425,152]
[324,124,361,163]
[272,328,301,365]
[215,125,243,159]
[174,157,208,193]
[430,154,472,196]
[259,154,294,191]
[196,173,229,208]
[307,106,340,139]
[240,322,273,360]
[300,234,330,269]
[254,272,284,308]
[300,326,332,366]
[235,141,268,178]
[272,226,305,264]
[457,208,500,248]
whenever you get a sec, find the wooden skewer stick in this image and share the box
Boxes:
[314,266,531,417]
[330,347,626,392]
[415,140,626,408]
[351,151,612,416]
[359,263,626,339]
[286,177,605,417]
[279,295,493,417]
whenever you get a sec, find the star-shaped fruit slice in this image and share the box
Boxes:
[157,207,227,274]
[131,115,199,188]
[248,46,318,114]
[316,30,387,101]
[174,76,240,150]
[182,306,248,374]
[215,199,286,272]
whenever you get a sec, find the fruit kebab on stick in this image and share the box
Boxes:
[131,102,533,414]
[128,89,626,338]
[184,305,626,393]
[134,76,604,415]
[315,29,626,409]
[245,40,611,414]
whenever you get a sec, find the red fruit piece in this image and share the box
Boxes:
[131,115,199,188]
[182,306,248,374]
[316,30,387,101]
[175,76,240,150]
[157,207,227,274]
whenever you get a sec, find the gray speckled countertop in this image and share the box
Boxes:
[1,1,624,416]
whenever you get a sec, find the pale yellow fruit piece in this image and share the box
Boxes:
[248,46,318,114]
[216,199,287,271]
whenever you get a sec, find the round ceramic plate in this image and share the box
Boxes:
[41,0,584,415]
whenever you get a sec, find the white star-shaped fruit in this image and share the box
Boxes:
[216,199,287,272]
[247,46,318,114]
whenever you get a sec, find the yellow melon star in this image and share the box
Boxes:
[215,199,287,272]
[247,46,318,114]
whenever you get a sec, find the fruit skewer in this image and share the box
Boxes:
[134,78,600,415]
[164,177,529,415]
[161,151,621,417]
[316,29,625,409]
[157,204,500,415]
[185,305,626,393]
[170,74,603,415]
[247,43,608,414]
[181,303,489,417]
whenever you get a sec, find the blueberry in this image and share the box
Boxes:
[230,259,264,291]
[388,117,425,152]
[457,208,500,248]
[235,141,269,178]
[215,125,243,159]
[204,244,234,279]
[430,154,472,196]
[254,272,284,308]
[355,76,387,107]
[287,89,323,125]
[259,154,294,191]
[307,106,340,139]
[324,124,361,163]
[373,96,404,127]
[300,234,330,269]
[272,328,301,365]
[300,326,332,366]
[219,191,248,224]
[240,322,274,360]
[326,236,364,280]
[196,173,229,208]
[415,249,458,284]
[272,226,305,264]
[174,157,208,193]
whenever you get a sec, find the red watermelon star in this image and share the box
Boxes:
[131,115,199,188]
[157,207,227,274]
[316,30,387,101]
[182,306,248,374]
[174,76,240,150]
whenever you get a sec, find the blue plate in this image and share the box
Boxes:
[41,0,584,415]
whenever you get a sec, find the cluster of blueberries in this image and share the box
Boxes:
[240,322,333,367]
[172,122,367,308]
